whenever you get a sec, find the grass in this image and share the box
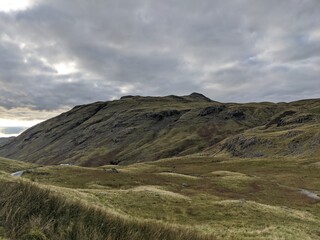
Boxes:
[0,177,212,240]
[11,155,320,239]
[0,157,37,173]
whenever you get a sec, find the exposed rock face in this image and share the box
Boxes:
[265,111,296,128]
[227,110,245,120]
[0,94,319,166]
[146,110,184,121]
[221,134,268,157]
[198,105,226,116]
[277,114,313,126]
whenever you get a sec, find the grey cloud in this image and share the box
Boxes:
[0,0,319,119]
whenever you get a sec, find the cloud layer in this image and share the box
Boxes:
[0,0,319,118]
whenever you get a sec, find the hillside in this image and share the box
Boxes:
[0,94,319,166]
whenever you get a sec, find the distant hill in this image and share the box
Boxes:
[0,93,319,166]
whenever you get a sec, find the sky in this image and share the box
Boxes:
[0,0,319,137]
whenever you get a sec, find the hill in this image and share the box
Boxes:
[0,94,319,166]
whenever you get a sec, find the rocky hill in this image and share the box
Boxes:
[0,93,319,166]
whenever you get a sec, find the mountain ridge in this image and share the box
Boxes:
[0,93,319,166]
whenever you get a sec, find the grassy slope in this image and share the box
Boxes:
[17,155,320,239]
[0,157,37,173]
[0,176,211,240]
[0,159,35,240]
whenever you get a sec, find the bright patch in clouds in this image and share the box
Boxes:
[54,62,77,75]
[0,0,34,12]
[0,118,41,128]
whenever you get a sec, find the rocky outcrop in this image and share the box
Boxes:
[198,105,226,116]
[220,134,273,157]
[227,110,245,120]
[277,114,313,126]
[265,111,296,128]
[146,110,184,121]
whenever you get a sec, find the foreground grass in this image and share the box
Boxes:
[0,177,212,240]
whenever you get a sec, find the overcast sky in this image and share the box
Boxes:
[0,0,320,136]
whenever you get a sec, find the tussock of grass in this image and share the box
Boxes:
[0,179,212,240]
